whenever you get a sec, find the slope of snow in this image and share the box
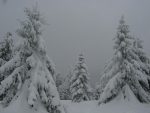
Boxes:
[1,98,150,113]
[62,100,150,113]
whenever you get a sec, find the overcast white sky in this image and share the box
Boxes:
[0,0,150,85]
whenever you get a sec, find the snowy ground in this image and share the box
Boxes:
[62,100,150,113]
[1,90,150,113]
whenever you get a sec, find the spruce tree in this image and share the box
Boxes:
[59,71,72,100]
[0,32,13,65]
[0,6,65,113]
[98,16,150,104]
[132,38,150,92]
[70,54,91,102]
[55,73,63,88]
[0,32,14,89]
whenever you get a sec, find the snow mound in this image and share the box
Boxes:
[0,81,48,113]
[115,84,139,103]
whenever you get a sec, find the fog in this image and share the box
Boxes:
[0,0,150,85]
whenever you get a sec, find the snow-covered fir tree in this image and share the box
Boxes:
[0,32,14,100]
[133,38,150,75]
[132,38,150,92]
[0,6,65,113]
[55,73,64,88]
[70,54,91,102]
[98,16,150,104]
[94,84,101,100]
[59,71,72,100]
[0,32,13,66]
